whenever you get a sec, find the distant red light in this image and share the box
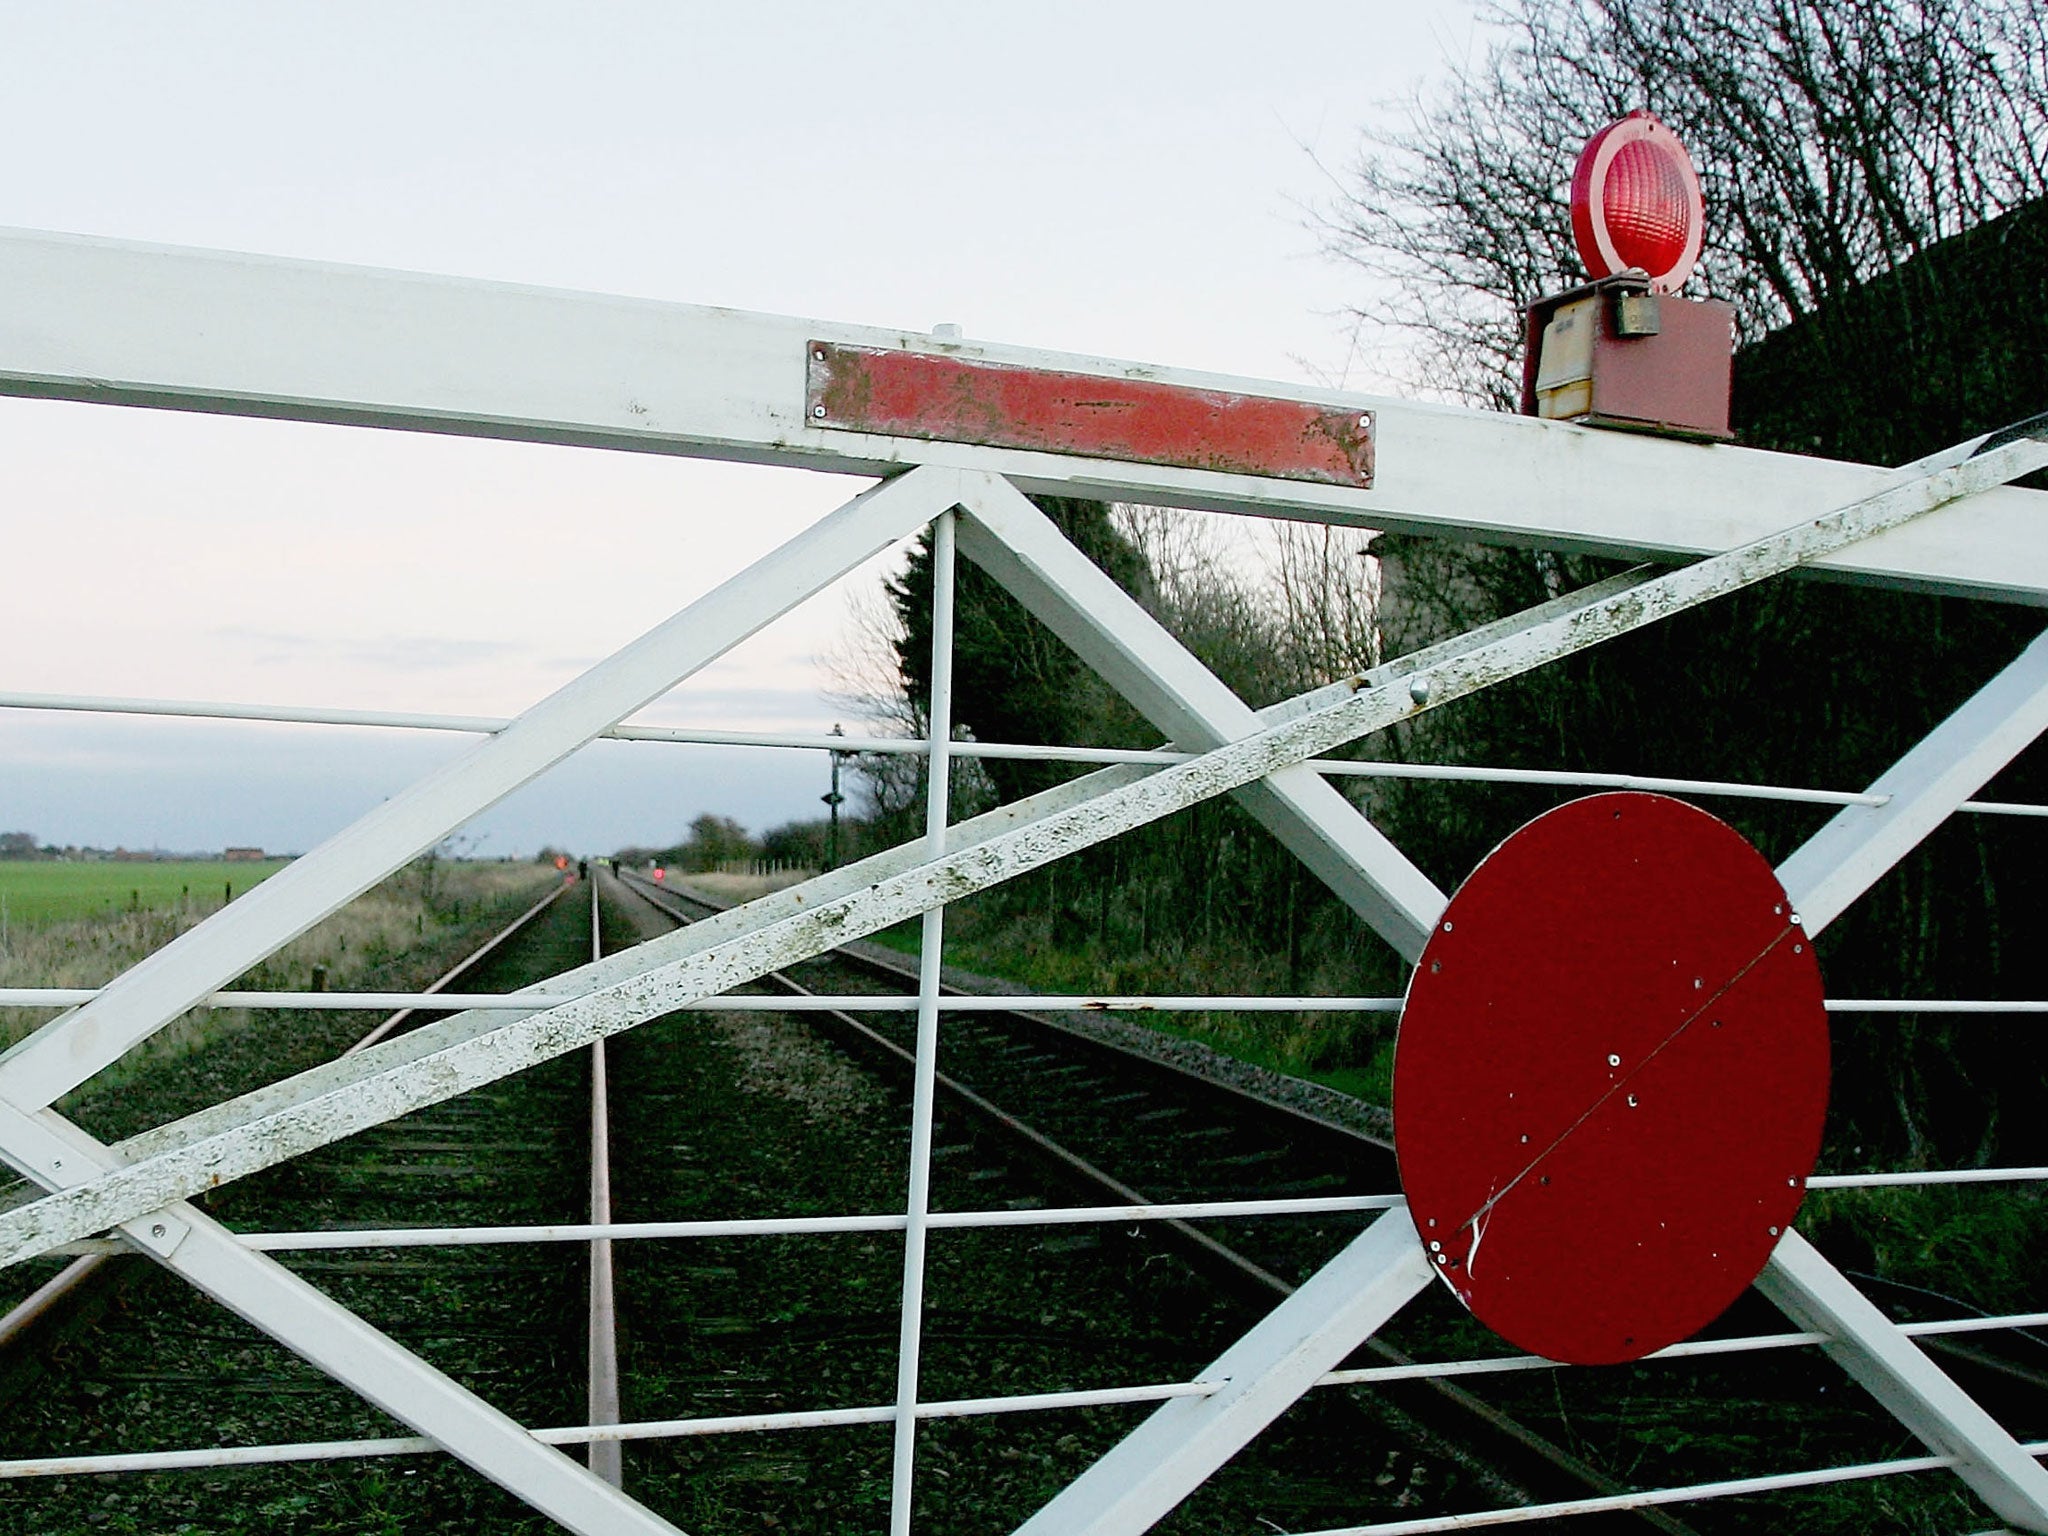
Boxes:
[1570,111,1703,293]
[652,867,665,882]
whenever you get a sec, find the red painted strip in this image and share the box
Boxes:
[806,342,1373,488]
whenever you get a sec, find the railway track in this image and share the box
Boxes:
[610,870,2048,1536]
[0,865,1630,1533]
[610,869,1694,1535]
[0,865,2037,1533]
[599,868,1540,1532]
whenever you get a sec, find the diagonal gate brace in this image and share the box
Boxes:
[2,435,2038,1274]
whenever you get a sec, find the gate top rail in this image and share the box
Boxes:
[1,223,2044,603]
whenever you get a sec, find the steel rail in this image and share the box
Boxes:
[10,858,2037,1502]
[19,686,2048,820]
[626,873,1405,1166]
[346,879,576,1055]
[0,1257,102,1349]
[584,875,622,1486]
[632,873,2048,1527]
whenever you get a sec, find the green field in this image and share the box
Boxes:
[0,860,291,927]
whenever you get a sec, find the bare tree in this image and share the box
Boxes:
[1112,505,1379,706]
[1319,0,2048,405]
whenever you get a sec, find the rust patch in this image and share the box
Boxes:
[805,341,1374,488]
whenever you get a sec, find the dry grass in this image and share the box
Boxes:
[0,859,554,1102]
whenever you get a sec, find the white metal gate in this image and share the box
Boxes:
[1,226,2046,1533]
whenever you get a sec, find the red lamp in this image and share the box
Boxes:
[1521,112,1731,440]
[1569,111,1704,292]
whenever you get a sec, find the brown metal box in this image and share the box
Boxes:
[1521,280,1733,441]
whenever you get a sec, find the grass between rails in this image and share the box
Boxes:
[0,859,291,928]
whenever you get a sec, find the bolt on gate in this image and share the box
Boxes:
[0,225,2047,1534]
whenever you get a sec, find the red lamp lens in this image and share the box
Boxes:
[1569,111,1704,291]
[1603,139,1692,277]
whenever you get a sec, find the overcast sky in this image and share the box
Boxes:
[0,3,1477,858]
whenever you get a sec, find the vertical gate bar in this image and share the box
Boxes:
[955,473,1445,959]
[890,509,959,1536]
[587,872,624,1485]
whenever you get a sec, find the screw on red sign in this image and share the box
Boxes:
[1393,793,1828,1365]
[1569,111,1705,293]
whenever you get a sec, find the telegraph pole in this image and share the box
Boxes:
[822,723,848,869]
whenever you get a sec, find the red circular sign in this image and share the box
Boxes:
[1393,794,1827,1365]
[1570,111,1704,292]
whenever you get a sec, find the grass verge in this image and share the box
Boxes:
[0,859,290,928]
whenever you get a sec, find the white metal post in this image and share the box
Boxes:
[588,872,623,1486]
[891,509,958,1536]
